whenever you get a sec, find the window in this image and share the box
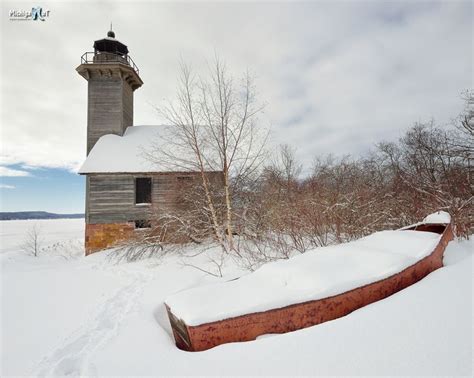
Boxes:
[135,177,152,204]
[134,220,151,229]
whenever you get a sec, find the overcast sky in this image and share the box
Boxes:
[0,0,472,212]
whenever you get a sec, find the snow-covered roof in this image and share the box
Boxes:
[79,126,171,174]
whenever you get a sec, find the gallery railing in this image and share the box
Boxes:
[80,52,140,75]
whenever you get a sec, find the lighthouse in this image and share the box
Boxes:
[76,28,143,155]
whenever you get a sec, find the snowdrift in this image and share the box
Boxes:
[165,211,454,351]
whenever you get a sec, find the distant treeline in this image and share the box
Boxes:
[0,212,85,220]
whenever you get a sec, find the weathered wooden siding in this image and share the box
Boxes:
[122,80,133,130]
[86,173,201,224]
[86,71,135,154]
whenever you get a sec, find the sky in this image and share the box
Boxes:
[0,0,472,213]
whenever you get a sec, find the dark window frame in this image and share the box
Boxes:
[135,177,152,205]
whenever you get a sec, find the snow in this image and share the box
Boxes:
[78,125,166,174]
[1,219,472,376]
[78,124,217,174]
[400,211,452,231]
[165,230,441,326]
[423,210,451,224]
[0,218,84,255]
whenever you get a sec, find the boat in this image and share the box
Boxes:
[165,211,454,351]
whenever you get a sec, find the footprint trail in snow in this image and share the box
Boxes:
[33,269,153,377]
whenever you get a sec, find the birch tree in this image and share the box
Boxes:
[148,57,267,254]
[22,224,43,257]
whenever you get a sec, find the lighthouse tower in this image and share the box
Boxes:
[76,29,143,154]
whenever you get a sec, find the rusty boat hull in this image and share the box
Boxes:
[166,219,454,352]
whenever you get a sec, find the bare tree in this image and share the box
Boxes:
[376,122,472,237]
[147,56,267,255]
[120,65,471,270]
[22,224,43,257]
[451,91,474,192]
[180,248,227,277]
[452,90,474,154]
[110,234,164,263]
[269,144,302,194]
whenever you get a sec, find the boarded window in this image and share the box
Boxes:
[135,177,152,204]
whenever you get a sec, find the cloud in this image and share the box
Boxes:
[0,1,471,172]
[0,184,16,189]
[0,166,31,177]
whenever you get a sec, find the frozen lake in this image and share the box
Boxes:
[0,218,84,254]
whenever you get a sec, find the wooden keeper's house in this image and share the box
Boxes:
[77,30,217,255]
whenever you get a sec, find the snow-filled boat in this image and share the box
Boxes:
[165,211,454,351]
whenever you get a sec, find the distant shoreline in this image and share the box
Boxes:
[0,212,84,221]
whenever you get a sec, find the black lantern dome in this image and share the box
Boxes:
[93,29,128,56]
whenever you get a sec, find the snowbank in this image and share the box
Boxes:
[399,211,452,231]
[423,210,451,224]
[165,230,441,326]
[1,219,471,376]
